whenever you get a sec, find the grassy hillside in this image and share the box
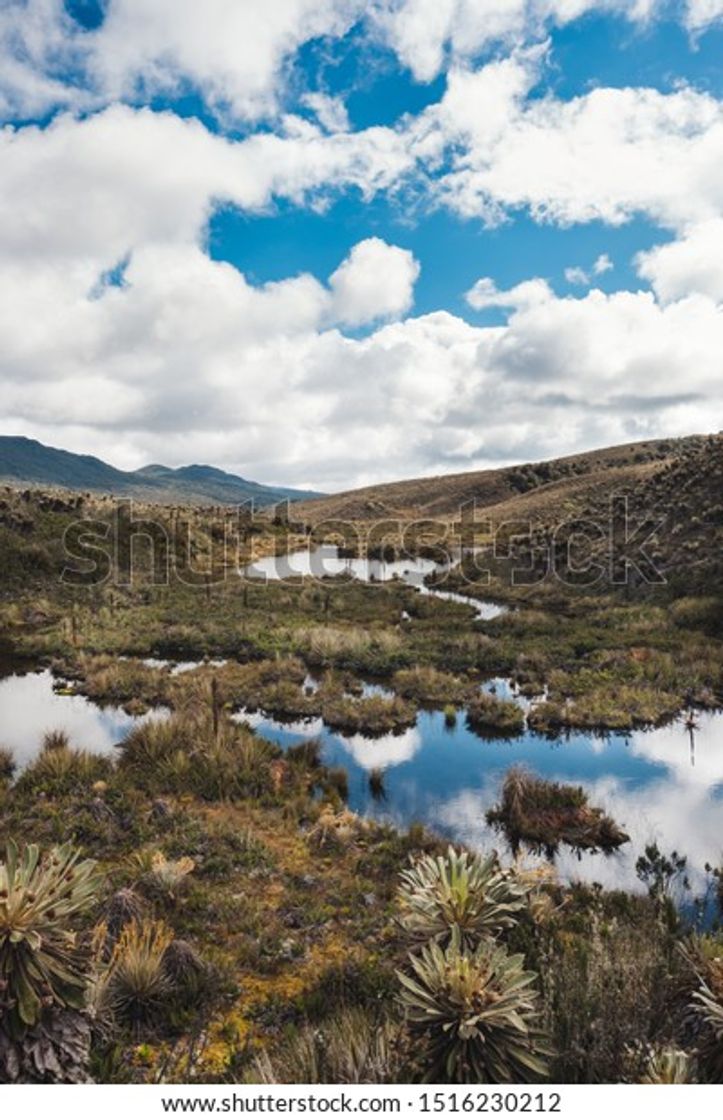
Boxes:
[543,433,723,595]
[295,435,707,522]
[0,436,319,507]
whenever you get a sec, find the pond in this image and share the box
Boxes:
[0,666,165,770]
[241,685,723,905]
[1,662,721,909]
[243,544,507,620]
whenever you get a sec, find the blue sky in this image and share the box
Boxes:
[207,11,723,322]
[1,1,723,488]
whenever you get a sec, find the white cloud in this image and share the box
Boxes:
[302,91,350,133]
[0,0,364,122]
[0,105,418,276]
[1,1,717,127]
[328,237,420,326]
[3,222,723,490]
[0,0,86,119]
[2,13,723,488]
[466,276,553,309]
[426,56,723,230]
[564,254,613,285]
[88,0,360,121]
[564,266,590,285]
[637,220,723,304]
[4,18,723,244]
[685,0,723,30]
[2,93,722,489]
[369,1,662,82]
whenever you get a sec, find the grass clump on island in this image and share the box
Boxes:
[466,691,526,737]
[486,768,630,858]
[392,666,473,707]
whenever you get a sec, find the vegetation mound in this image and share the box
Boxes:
[486,768,630,857]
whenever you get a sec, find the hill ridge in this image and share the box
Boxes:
[0,436,320,508]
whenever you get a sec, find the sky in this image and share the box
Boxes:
[1,1,723,490]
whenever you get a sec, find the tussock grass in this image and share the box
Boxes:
[487,768,629,857]
[17,739,113,796]
[118,712,281,801]
[392,666,472,706]
[466,691,526,737]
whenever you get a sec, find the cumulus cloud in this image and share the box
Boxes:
[637,220,723,304]
[88,0,360,121]
[685,0,723,30]
[2,7,723,488]
[0,0,363,122]
[0,105,418,276]
[466,276,553,310]
[1,82,723,488]
[3,221,723,489]
[4,18,723,241]
[424,55,723,230]
[369,0,661,82]
[2,1,719,125]
[328,238,420,326]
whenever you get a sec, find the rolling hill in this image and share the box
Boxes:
[294,435,708,522]
[0,436,320,507]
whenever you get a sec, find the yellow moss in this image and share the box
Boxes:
[194,1007,254,1076]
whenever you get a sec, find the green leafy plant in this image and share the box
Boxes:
[0,841,103,1036]
[398,846,526,948]
[398,931,550,1083]
[641,1046,695,1084]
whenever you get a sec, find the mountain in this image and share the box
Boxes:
[0,436,320,507]
[294,435,708,523]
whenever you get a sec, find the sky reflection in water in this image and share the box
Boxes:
[1,664,720,900]
[244,700,723,898]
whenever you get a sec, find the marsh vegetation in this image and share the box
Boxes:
[0,450,721,1084]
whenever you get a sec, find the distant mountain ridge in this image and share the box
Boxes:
[0,436,320,507]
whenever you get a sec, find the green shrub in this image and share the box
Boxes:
[487,768,629,857]
[18,742,113,797]
[398,931,549,1083]
[0,841,103,1036]
[398,846,526,949]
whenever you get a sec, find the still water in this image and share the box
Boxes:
[242,689,723,902]
[0,667,164,770]
[244,545,507,620]
[1,663,721,903]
